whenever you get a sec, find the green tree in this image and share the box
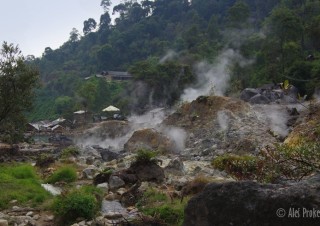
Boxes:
[0,42,39,143]
[306,15,320,50]
[54,96,74,119]
[83,18,97,35]
[76,80,98,111]
[129,59,195,106]
[99,12,111,30]
[266,7,303,75]
[69,28,81,42]
[100,0,111,12]
[226,0,250,28]
[207,15,221,41]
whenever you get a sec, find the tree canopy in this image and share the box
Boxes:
[0,42,39,143]
[27,0,320,120]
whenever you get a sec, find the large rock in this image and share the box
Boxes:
[183,180,320,226]
[165,157,185,175]
[124,128,175,153]
[0,220,8,226]
[249,94,271,104]
[127,161,165,183]
[99,149,120,162]
[82,166,97,179]
[240,88,260,102]
[108,176,125,190]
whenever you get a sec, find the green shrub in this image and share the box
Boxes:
[212,142,320,182]
[212,154,258,180]
[46,166,77,184]
[134,149,157,164]
[0,163,51,209]
[261,143,320,181]
[52,186,101,225]
[60,146,80,159]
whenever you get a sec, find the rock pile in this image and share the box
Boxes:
[240,83,299,104]
[164,96,280,157]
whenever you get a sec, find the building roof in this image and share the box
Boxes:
[107,71,131,77]
[102,105,120,112]
[74,110,86,114]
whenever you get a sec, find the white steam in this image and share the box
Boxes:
[252,105,304,138]
[267,110,289,137]
[162,126,187,152]
[181,49,253,102]
[76,107,188,153]
[217,111,229,131]
[159,50,178,64]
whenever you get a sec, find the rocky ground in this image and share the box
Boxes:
[0,95,319,226]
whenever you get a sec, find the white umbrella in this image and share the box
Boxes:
[102,105,120,112]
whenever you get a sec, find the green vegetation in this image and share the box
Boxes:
[24,0,320,120]
[0,42,39,143]
[60,146,80,159]
[134,149,158,164]
[212,154,258,180]
[46,166,77,184]
[52,185,102,225]
[212,142,320,182]
[129,59,195,106]
[137,188,188,226]
[0,164,51,209]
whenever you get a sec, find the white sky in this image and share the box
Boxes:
[0,0,122,57]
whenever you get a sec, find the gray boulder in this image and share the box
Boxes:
[127,161,165,183]
[165,157,185,175]
[82,166,96,179]
[240,88,260,102]
[183,180,320,226]
[108,176,125,190]
[92,146,120,162]
[249,94,271,104]
[97,183,109,195]
[100,149,119,162]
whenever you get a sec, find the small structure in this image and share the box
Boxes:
[27,118,71,133]
[73,110,92,125]
[102,105,123,120]
[100,71,132,81]
[51,125,65,133]
[102,105,120,112]
[26,123,41,133]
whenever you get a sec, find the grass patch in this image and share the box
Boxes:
[46,165,77,184]
[137,188,188,226]
[0,163,51,210]
[52,185,102,225]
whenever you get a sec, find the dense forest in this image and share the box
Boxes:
[28,0,320,121]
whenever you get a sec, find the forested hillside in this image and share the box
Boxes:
[29,0,320,121]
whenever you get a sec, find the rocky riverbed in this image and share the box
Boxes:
[1,95,319,226]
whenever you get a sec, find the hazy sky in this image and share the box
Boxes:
[0,0,122,57]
